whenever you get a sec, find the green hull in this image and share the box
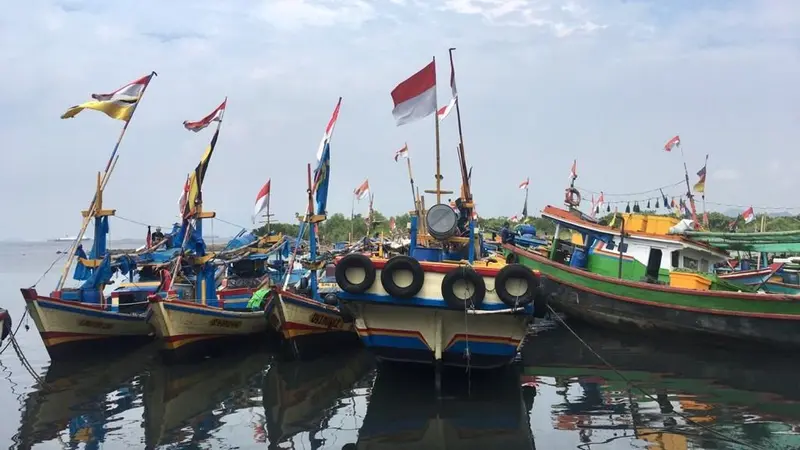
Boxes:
[764,280,800,295]
[505,244,800,347]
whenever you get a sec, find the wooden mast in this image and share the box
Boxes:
[424,56,452,206]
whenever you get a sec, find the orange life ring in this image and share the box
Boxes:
[564,188,581,207]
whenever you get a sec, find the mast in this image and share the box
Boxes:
[449,48,472,207]
[677,140,699,226]
[56,72,157,291]
[424,56,452,205]
[305,163,323,301]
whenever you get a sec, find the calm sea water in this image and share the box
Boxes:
[1,241,799,449]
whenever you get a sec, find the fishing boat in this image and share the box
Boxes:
[714,239,800,294]
[146,105,280,360]
[20,72,158,360]
[505,204,800,347]
[355,364,536,450]
[334,52,543,377]
[51,234,92,242]
[267,132,360,360]
[262,350,373,448]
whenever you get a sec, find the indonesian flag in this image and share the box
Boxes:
[518,178,529,190]
[178,173,190,216]
[510,215,519,223]
[664,135,680,152]
[391,60,437,126]
[316,97,342,161]
[390,217,396,231]
[253,179,271,223]
[742,206,755,224]
[183,98,227,132]
[596,191,604,209]
[437,97,456,121]
[354,179,370,200]
[394,144,409,162]
[61,73,154,121]
[569,160,577,180]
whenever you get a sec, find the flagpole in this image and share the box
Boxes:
[701,154,708,228]
[406,152,418,215]
[449,48,471,205]
[678,141,699,226]
[266,188,271,236]
[433,64,443,206]
[56,71,157,291]
[350,193,355,244]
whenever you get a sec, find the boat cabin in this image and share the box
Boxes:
[542,206,728,284]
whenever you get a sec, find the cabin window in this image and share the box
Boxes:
[606,240,616,251]
[671,251,679,268]
[646,248,663,279]
[683,256,698,270]
[700,259,709,273]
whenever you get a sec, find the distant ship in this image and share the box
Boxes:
[51,234,93,242]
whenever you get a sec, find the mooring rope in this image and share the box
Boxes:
[547,304,770,450]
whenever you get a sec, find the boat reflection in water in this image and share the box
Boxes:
[353,365,536,450]
[262,349,374,449]
[14,344,158,450]
[523,324,800,449]
[142,350,270,448]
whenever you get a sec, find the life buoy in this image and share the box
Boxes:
[380,255,425,298]
[564,187,581,207]
[335,253,376,294]
[441,267,486,310]
[494,264,538,307]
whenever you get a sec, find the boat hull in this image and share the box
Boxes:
[506,245,800,347]
[20,288,152,360]
[338,259,533,370]
[269,290,360,360]
[0,308,9,342]
[146,296,268,361]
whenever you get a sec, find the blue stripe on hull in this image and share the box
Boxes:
[339,292,532,313]
[38,301,144,322]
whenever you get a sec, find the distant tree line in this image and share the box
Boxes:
[254,209,800,244]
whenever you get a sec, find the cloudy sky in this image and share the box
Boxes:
[2,0,799,240]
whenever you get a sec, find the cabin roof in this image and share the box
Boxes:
[542,205,729,259]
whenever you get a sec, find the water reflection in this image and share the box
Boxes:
[355,365,536,450]
[263,350,374,449]
[14,343,158,450]
[524,324,800,450]
[143,350,269,448]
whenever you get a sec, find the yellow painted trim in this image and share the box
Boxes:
[309,214,327,224]
[192,254,216,265]
[196,211,216,219]
[77,258,105,268]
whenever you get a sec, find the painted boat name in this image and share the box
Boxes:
[309,312,343,329]
[209,318,242,328]
[78,319,113,330]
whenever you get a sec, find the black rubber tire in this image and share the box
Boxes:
[441,267,486,310]
[495,264,537,308]
[505,253,518,264]
[380,256,425,299]
[323,293,339,306]
[335,254,376,294]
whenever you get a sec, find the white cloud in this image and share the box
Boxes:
[1,0,800,240]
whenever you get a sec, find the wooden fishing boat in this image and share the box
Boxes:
[335,53,543,376]
[143,350,269,448]
[355,364,536,450]
[506,205,800,347]
[20,72,158,360]
[267,146,360,360]
[145,114,281,360]
[262,350,373,448]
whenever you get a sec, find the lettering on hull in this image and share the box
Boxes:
[209,318,242,329]
[78,319,113,330]
[309,312,343,329]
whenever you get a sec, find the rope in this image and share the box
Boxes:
[547,304,769,450]
[7,332,48,389]
[214,217,251,231]
[30,249,69,288]
[576,179,685,197]
[115,215,171,229]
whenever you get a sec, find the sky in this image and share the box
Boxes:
[2,0,800,241]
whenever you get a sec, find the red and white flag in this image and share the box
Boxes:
[569,160,577,180]
[448,53,458,99]
[742,206,755,224]
[183,98,227,132]
[437,97,456,121]
[394,144,409,162]
[510,215,519,223]
[389,217,396,231]
[519,178,529,190]
[664,135,680,152]
[391,60,437,126]
[178,173,190,215]
[354,179,370,200]
[316,97,342,160]
[253,179,271,223]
